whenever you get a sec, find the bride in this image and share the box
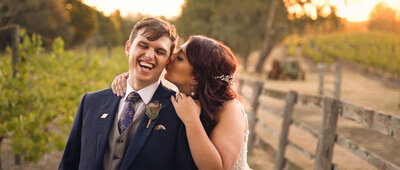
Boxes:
[112,35,251,170]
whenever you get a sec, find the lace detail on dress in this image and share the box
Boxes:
[231,100,252,170]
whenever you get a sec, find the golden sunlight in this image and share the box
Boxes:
[83,0,184,18]
[330,0,400,22]
[83,0,399,22]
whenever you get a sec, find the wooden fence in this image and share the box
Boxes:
[238,77,400,170]
[317,63,342,99]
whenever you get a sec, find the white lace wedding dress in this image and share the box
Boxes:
[231,100,252,170]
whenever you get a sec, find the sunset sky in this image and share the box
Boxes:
[83,0,184,18]
[83,0,400,22]
[330,0,400,21]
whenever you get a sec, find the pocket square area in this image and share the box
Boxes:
[154,125,166,131]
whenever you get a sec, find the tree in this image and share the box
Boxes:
[254,0,340,73]
[253,0,287,73]
[115,12,142,44]
[175,0,271,71]
[89,11,122,57]
[175,0,340,73]
[67,0,98,45]
[0,0,72,49]
[369,2,399,33]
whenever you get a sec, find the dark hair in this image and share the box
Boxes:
[186,35,238,134]
[129,17,178,56]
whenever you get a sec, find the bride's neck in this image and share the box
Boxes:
[176,85,191,96]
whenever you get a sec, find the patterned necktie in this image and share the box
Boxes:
[118,91,142,134]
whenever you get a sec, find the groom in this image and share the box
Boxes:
[59,17,197,170]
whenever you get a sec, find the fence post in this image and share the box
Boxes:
[391,45,395,72]
[248,81,264,154]
[9,24,22,165]
[334,65,342,99]
[0,137,2,170]
[275,91,298,170]
[314,98,342,170]
[238,79,244,95]
[318,64,324,96]
[11,24,19,78]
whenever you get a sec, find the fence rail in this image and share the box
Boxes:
[238,77,400,170]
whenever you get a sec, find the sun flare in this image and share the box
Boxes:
[83,0,399,22]
[83,0,184,18]
[330,0,400,22]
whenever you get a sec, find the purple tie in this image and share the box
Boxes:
[118,91,142,134]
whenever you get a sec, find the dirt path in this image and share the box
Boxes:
[243,45,400,116]
[240,45,400,169]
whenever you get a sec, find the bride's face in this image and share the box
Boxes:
[164,41,195,93]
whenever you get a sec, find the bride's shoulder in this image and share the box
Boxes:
[215,99,247,132]
[223,99,242,109]
[217,99,245,119]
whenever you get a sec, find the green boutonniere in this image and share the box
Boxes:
[145,101,162,128]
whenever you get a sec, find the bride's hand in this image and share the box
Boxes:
[111,72,129,97]
[171,93,201,125]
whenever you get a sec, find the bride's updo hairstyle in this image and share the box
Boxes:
[185,35,238,134]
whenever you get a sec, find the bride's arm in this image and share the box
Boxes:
[171,93,246,170]
[111,72,129,97]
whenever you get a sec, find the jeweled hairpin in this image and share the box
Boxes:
[213,75,233,84]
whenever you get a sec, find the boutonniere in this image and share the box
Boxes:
[145,101,162,128]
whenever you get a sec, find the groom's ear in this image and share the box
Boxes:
[125,40,131,56]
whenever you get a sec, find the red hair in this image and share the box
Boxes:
[186,35,238,134]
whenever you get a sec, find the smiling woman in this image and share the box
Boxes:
[83,0,184,18]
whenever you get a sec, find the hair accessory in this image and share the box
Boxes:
[213,75,233,84]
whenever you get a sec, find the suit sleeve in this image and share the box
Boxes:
[59,93,87,170]
[175,121,198,170]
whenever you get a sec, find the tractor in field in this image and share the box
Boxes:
[268,57,305,80]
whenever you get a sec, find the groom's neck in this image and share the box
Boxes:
[128,77,158,91]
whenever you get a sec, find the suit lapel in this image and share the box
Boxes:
[120,83,172,170]
[95,92,121,169]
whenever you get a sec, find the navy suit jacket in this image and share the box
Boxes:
[59,83,197,170]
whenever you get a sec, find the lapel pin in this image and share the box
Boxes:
[101,113,109,119]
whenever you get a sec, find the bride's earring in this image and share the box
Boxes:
[191,85,195,97]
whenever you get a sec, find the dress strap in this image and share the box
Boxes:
[234,99,247,120]
[234,99,249,133]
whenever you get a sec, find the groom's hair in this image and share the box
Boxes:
[129,17,178,56]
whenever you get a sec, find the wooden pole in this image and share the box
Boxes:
[314,98,341,170]
[391,45,395,72]
[107,44,112,58]
[318,64,324,96]
[9,24,23,165]
[334,65,342,100]
[0,137,3,170]
[247,81,264,154]
[275,91,298,170]
[10,24,19,78]
[238,79,244,96]
[14,154,21,165]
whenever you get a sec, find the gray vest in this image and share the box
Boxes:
[103,109,145,170]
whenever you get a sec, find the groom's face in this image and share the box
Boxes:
[125,28,172,89]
